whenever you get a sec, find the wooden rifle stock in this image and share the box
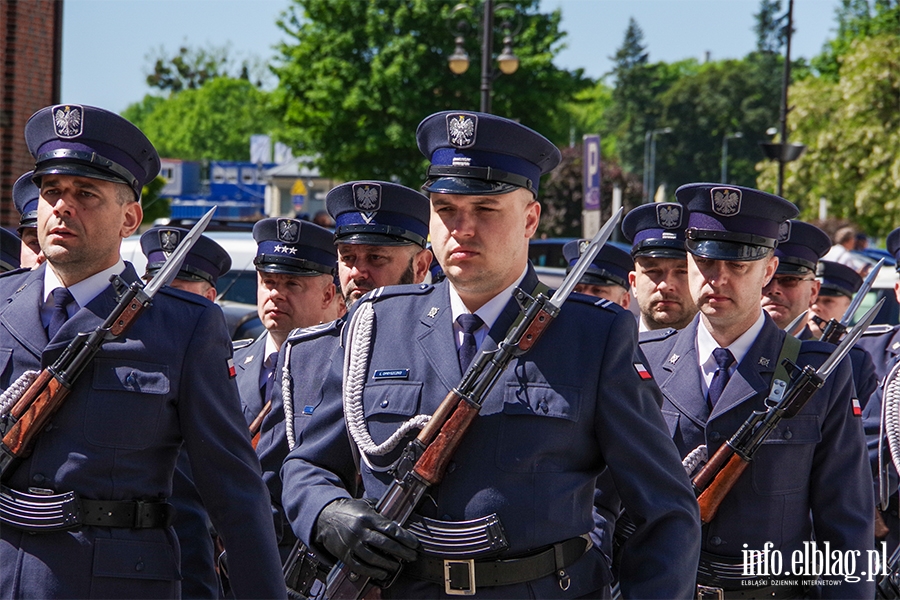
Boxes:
[2,372,69,462]
[413,396,480,485]
[249,400,272,450]
[695,452,750,524]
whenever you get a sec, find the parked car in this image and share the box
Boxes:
[851,251,899,326]
[120,226,263,340]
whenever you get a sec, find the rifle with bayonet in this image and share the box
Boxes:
[0,207,217,479]
[691,298,883,524]
[815,258,883,344]
[323,207,624,600]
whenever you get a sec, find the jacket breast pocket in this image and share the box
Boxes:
[362,381,423,441]
[496,382,581,473]
[751,415,821,495]
[85,359,170,450]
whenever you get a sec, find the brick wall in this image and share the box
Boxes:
[1,0,63,227]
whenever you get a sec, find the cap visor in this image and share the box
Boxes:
[256,264,327,277]
[422,176,519,196]
[633,248,687,260]
[336,233,417,247]
[33,163,130,188]
[686,239,772,261]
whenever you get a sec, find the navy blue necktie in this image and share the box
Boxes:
[47,287,75,340]
[457,314,484,372]
[707,348,735,410]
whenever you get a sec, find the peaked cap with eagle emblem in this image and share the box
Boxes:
[675,183,798,261]
[24,104,160,201]
[621,202,689,259]
[140,226,232,287]
[325,181,430,247]
[562,240,634,290]
[252,218,336,276]
[13,171,39,232]
[816,260,862,299]
[416,111,561,197]
[773,220,831,275]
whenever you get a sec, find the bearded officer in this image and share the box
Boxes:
[561,240,633,308]
[281,111,700,599]
[640,183,873,599]
[233,218,336,429]
[0,104,285,598]
[621,202,697,332]
[257,182,431,568]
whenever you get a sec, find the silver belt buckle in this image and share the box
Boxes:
[697,584,724,600]
[444,558,476,596]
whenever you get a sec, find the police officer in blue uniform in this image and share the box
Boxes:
[858,229,900,379]
[640,183,874,598]
[621,202,697,332]
[0,229,20,272]
[809,260,864,338]
[258,182,432,585]
[0,104,285,599]
[281,111,700,599]
[12,171,42,268]
[233,218,336,430]
[561,240,633,308]
[140,226,234,599]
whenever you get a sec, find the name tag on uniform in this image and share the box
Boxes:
[373,369,409,380]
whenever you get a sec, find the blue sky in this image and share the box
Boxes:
[61,0,841,114]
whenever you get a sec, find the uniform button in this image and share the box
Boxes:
[708,432,721,443]
[442,514,452,521]
[447,462,457,474]
[538,399,549,414]
[44,422,53,432]
[710,536,722,546]
[32,474,45,484]
[783,429,793,440]
[135,561,144,572]
[380,400,389,408]
[126,371,137,387]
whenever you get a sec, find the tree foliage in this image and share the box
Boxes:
[123,78,279,161]
[271,0,587,186]
[757,34,900,236]
[145,44,274,93]
[811,0,900,80]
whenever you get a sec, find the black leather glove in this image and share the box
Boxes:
[314,498,419,581]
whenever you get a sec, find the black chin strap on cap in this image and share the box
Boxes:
[35,149,140,196]
[425,165,535,196]
[686,228,775,261]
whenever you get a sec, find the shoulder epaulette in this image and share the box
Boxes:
[158,285,210,306]
[863,324,896,337]
[232,338,254,351]
[286,319,341,344]
[0,267,30,279]
[567,294,622,314]
[359,282,434,304]
[639,327,678,344]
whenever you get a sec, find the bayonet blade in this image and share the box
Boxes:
[818,298,884,379]
[142,207,217,298]
[840,258,884,326]
[548,207,624,310]
[784,309,809,337]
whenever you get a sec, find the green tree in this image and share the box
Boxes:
[757,34,900,236]
[145,44,275,93]
[271,0,587,186]
[125,77,279,161]
[753,0,785,53]
[811,0,900,80]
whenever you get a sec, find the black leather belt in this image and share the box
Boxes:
[404,535,590,595]
[0,485,174,532]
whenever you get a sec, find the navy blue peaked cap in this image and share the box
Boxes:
[25,104,160,201]
[141,227,232,287]
[326,181,430,247]
[1,228,21,272]
[621,202,688,259]
[417,111,561,197]
[816,260,862,298]
[252,218,336,276]
[774,220,831,275]
[563,240,634,290]
[887,228,900,272]
[13,171,39,231]
[675,183,799,261]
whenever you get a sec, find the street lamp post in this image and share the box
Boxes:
[447,1,520,114]
[646,127,672,203]
[720,132,743,183]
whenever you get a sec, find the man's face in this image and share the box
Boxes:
[256,271,333,338]
[337,243,428,308]
[38,175,141,280]
[629,256,696,330]
[18,228,42,268]
[761,272,820,329]
[430,189,539,305]
[688,253,777,332]
[574,282,631,309]
[170,278,216,302]
[810,293,851,326]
